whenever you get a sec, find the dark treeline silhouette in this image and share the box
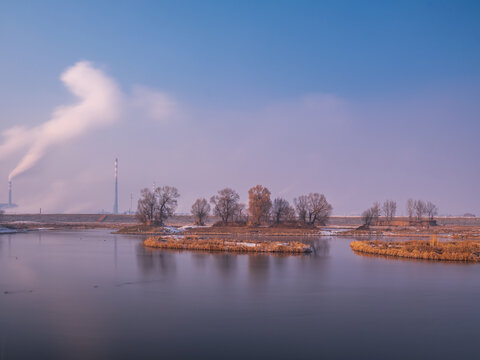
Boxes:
[361,199,438,228]
[136,184,333,227]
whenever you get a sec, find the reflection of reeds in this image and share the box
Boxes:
[144,236,312,254]
[350,239,480,262]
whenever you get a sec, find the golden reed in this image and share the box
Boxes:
[144,236,312,254]
[350,237,480,262]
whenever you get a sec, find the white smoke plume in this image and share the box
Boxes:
[0,61,122,181]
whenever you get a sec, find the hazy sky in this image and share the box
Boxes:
[0,0,479,215]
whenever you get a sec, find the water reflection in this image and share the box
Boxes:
[248,254,270,290]
[1,230,480,360]
[214,253,237,279]
[136,243,177,276]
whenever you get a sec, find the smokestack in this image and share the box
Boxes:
[113,158,118,214]
[8,181,12,207]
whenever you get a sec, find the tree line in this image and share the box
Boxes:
[362,199,438,227]
[136,184,332,227]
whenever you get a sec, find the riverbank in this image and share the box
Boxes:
[144,236,312,254]
[350,239,480,262]
[341,225,480,240]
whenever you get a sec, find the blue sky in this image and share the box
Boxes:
[0,0,479,215]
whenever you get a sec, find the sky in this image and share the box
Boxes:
[0,0,479,215]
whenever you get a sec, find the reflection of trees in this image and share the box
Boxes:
[136,243,177,276]
[309,238,330,257]
[214,253,237,279]
[113,235,117,269]
[191,252,209,268]
[248,254,270,290]
[8,234,11,256]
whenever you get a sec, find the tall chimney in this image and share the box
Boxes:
[113,158,118,214]
[8,181,12,207]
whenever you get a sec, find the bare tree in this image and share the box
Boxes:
[406,198,414,221]
[210,188,240,224]
[362,208,375,228]
[137,188,158,225]
[371,202,381,225]
[414,200,426,220]
[362,203,380,228]
[294,195,309,223]
[156,186,180,225]
[382,200,397,224]
[248,185,272,226]
[233,203,248,223]
[425,201,438,221]
[307,193,333,226]
[136,186,180,226]
[191,198,210,226]
[271,198,294,224]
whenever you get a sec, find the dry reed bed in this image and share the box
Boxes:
[144,236,312,254]
[350,239,480,262]
[185,229,321,237]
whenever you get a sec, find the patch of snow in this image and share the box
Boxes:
[225,241,257,247]
[164,226,183,234]
[179,225,210,230]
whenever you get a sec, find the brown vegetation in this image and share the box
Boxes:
[248,185,272,225]
[210,188,241,224]
[350,238,480,262]
[137,186,180,225]
[185,224,321,236]
[115,225,173,235]
[191,198,210,225]
[293,193,332,226]
[144,236,312,254]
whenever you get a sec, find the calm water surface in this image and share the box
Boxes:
[0,229,479,360]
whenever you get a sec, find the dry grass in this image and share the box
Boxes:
[115,225,169,235]
[184,226,321,237]
[350,237,480,262]
[144,236,312,254]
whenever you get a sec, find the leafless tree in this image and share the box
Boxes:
[414,200,426,220]
[137,188,158,225]
[156,186,180,226]
[248,185,272,225]
[294,195,309,223]
[307,193,333,226]
[271,198,294,224]
[371,202,381,225]
[233,203,248,223]
[406,198,414,221]
[210,188,240,224]
[191,198,210,225]
[362,203,380,227]
[382,200,397,224]
[425,201,438,220]
[362,208,375,228]
[136,186,180,226]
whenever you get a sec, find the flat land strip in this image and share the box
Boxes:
[351,239,480,262]
[144,236,312,254]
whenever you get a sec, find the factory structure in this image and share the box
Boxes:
[1,158,119,212]
[0,180,17,210]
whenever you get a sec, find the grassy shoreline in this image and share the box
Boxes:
[144,236,312,254]
[350,239,480,263]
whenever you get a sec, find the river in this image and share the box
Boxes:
[0,229,479,359]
